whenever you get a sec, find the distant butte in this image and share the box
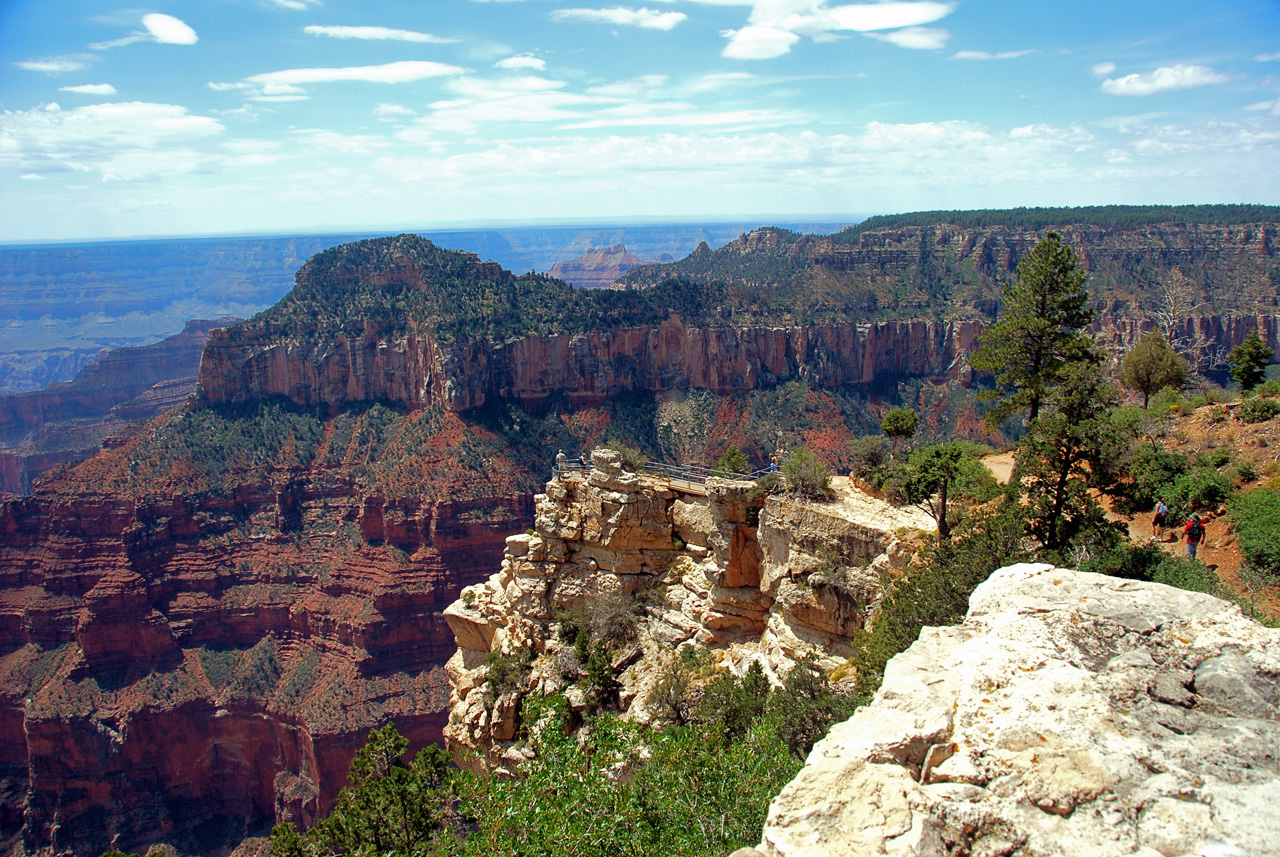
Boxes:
[547,244,647,289]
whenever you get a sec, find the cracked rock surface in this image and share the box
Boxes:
[759,563,1280,857]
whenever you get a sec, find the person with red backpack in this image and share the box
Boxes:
[1183,513,1205,558]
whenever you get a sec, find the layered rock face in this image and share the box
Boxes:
[759,564,1280,857]
[198,316,986,412]
[442,450,931,771]
[0,429,532,856]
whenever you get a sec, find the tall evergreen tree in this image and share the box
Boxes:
[1229,329,1274,391]
[970,232,1098,427]
[1017,361,1124,553]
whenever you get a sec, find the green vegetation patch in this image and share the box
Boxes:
[1229,488,1280,577]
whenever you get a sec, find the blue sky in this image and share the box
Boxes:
[1,0,1278,242]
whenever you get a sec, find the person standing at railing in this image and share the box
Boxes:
[555,450,567,478]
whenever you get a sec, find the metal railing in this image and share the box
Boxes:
[552,458,772,486]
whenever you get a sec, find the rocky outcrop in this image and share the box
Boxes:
[442,450,932,772]
[547,244,647,289]
[759,563,1280,857]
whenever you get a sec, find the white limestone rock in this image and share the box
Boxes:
[760,563,1280,857]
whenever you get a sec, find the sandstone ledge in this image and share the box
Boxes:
[760,563,1280,857]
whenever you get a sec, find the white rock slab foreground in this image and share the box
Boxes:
[759,563,1280,857]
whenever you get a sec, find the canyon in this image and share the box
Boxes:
[0,211,1277,856]
[0,319,236,495]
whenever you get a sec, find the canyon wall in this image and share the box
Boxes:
[197,311,1280,416]
[197,317,985,413]
[0,447,532,855]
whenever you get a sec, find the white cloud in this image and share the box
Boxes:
[1100,64,1232,96]
[868,26,949,50]
[722,26,801,59]
[718,1,955,59]
[953,49,1032,60]
[825,2,954,31]
[0,101,223,179]
[59,84,117,95]
[267,0,320,9]
[247,61,466,86]
[143,13,199,45]
[91,13,198,49]
[551,7,688,30]
[304,25,458,43]
[496,55,547,70]
[374,103,417,118]
[14,56,91,74]
[586,74,669,97]
[1090,61,1116,78]
[211,60,468,100]
[1256,52,1280,62]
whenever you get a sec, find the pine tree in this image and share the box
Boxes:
[1229,329,1274,391]
[970,233,1098,428]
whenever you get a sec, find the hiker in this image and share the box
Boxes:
[1183,513,1205,559]
[769,452,778,472]
[1152,498,1169,541]
[555,450,567,478]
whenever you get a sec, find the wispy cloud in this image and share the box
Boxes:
[720,1,955,59]
[374,103,417,118]
[14,55,92,74]
[551,7,688,30]
[868,26,949,50]
[0,101,223,180]
[1090,61,1117,78]
[1257,52,1280,62]
[211,60,468,100]
[59,83,117,95]
[495,55,547,70]
[1099,64,1231,96]
[304,25,458,44]
[266,0,320,9]
[90,13,198,50]
[953,49,1033,60]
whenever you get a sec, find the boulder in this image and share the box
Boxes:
[760,563,1280,857]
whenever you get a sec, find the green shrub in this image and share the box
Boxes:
[767,658,859,759]
[1232,460,1257,484]
[1229,488,1280,576]
[711,444,752,477]
[1167,466,1231,513]
[1111,444,1189,515]
[847,435,889,476]
[1193,448,1232,469]
[604,439,649,472]
[698,662,771,743]
[1081,542,1221,596]
[486,648,533,696]
[781,447,833,501]
[1240,397,1280,423]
